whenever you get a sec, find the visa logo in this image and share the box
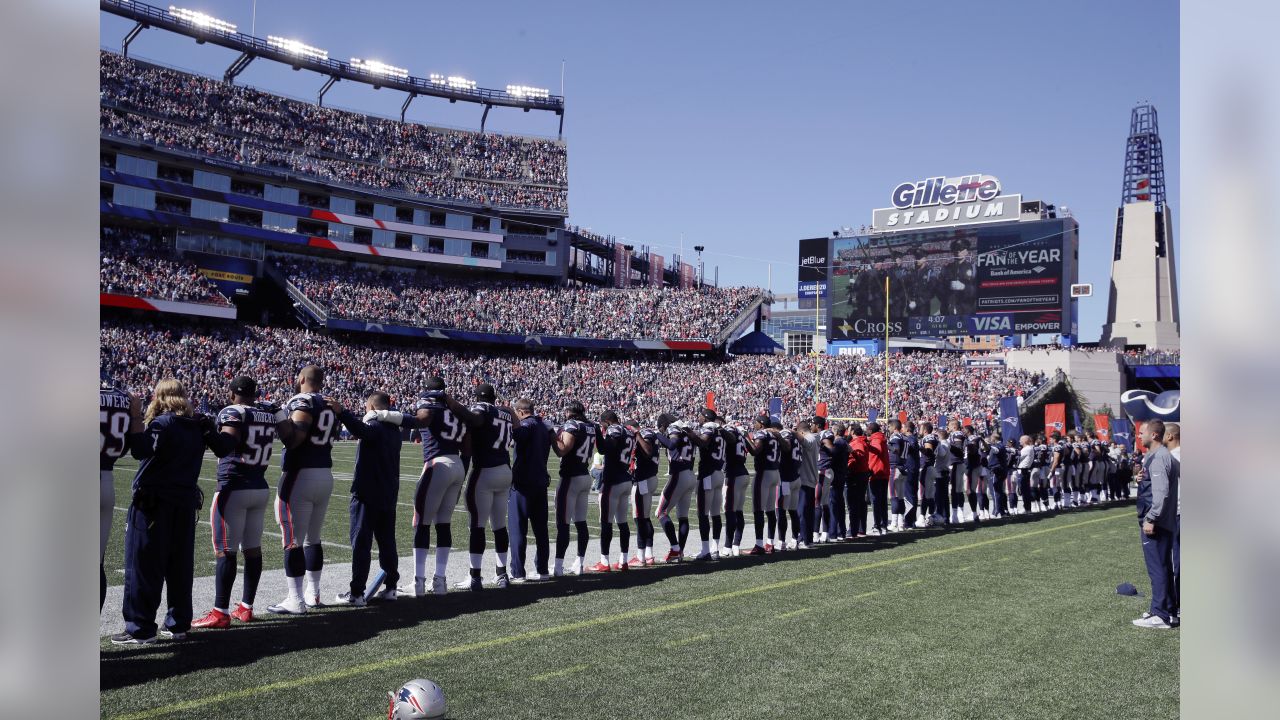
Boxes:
[972,315,1012,332]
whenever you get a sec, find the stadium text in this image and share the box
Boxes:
[891,174,1001,209]
[976,248,1061,267]
[882,201,1007,228]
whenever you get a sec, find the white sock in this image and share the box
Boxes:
[701,541,710,555]
[496,550,508,568]
[306,569,321,596]
[469,552,483,571]
[554,557,564,573]
[616,552,626,566]
[214,606,228,614]
[288,575,304,601]
[711,539,720,554]
[575,554,585,567]
[435,547,450,577]
[239,601,252,610]
[414,548,429,579]
[644,547,654,560]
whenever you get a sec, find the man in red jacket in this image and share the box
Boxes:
[866,422,891,535]
[845,424,869,538]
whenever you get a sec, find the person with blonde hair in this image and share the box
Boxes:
[113,379,229,645]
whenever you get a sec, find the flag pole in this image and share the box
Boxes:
[884,273,889,415]
[814,282,821,405]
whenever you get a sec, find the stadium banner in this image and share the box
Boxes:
[828,218,1071,340]
[649,253,664,287]
[100,292,236,319]
[1071,408,1082,433]
[1112,417,1134,452]
[679,262,696,289]
[324,318,714,352]
[815,402,828,418]
[797,237,830,310]
[965,357,1006,367]
[897,410,908,427]
[1044,403,1066,437]
[998,396,1023,440]
[768,397,782,424]
[614,244,632,288]
[706,391,716,411]
[936,414,948,429]
[189,252,256,295]
[867,408,879,422]
[962,416,972,427]
[1094,414,1111,441]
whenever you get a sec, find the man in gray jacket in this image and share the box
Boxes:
[1133,419,1180,629]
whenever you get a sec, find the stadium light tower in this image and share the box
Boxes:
[693,245,705,288]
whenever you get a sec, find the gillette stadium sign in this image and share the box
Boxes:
[872,174,1021,232]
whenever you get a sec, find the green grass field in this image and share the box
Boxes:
[101,447,1178,720]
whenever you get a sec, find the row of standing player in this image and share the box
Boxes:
[101,367,1135,639]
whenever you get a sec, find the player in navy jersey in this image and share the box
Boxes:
[744,416,781,555]
[192,376,277,628]
[813,418,834,542]
[269,365,338,615]
[720,422,751,556]
[922,422,947,526]
[887,420,907,531]
[448,384,516,590]
[961,425,984,522]
[776,424,801,550]
[592,412,635,572]
[945,420,967,524]
[410,377,468,596]
[655,414,697,562]
[986,434,1008,518]
[552,401,598,576]
[100,380,139,611]
[628,420,661,567]
[917,422,939,526]
[687,409,726,560]
[902,422,923,528]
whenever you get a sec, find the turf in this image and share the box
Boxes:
[100,504,1179,720]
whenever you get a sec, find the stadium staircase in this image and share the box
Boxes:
[263,261,328,325]
[1020,368,1065,408]
[713,291,770,347]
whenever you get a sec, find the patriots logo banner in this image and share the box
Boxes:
[1093,414,1110,441]
[868,408,879,423]
[1111,417,1134,453]
[1071,408,1082,433]
[1044,403,1066,437]
[768,397,782,425]
[998,396,1023,440]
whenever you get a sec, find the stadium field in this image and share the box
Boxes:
[101,462,1177,720]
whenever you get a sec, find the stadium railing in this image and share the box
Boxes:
[264,261,328,323]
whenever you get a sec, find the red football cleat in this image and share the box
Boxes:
[230,605,253,623]
[747,545,767,556]
[644,558,656,566]
[192,608,230,629]
[612,562,629,572]
[764,543,775,554]
[589,561,612,573]
[627,556,645,568]
[664,549,683,563]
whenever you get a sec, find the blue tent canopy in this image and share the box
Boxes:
[730,330,784,355]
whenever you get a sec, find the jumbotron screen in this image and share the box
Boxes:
[825,218,1076,339]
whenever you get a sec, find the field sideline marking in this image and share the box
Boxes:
[663,632,711,648]
[776,608,811,619]
[106,510,1130,720]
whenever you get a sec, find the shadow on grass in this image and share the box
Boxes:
[99,500,1132,691]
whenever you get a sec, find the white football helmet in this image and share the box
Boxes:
[387,679,447,719]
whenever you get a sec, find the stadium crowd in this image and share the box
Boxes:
[100,225,229,306]
[275,256,764,341]
[99,52,568,212]
[99,319,1042,423]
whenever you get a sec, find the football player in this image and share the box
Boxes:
[449,384,516,590]
[720,420,751,556]
[776,422,801,550]
[409,377,468,597]
[592,411,635,572]
[744,415,781,555]
[655,413,697,562]
[552,401,597,576]
[887,420,908,531]
[99,376,139,611]
[629,419,661,567]
[687,409,726,560]
[194,376,276,628]
[945,419,966,524]
[269,365,338,614]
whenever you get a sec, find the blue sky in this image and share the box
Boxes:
[101,0,1178,342]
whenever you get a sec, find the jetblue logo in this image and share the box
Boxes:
[800,256,826,266]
